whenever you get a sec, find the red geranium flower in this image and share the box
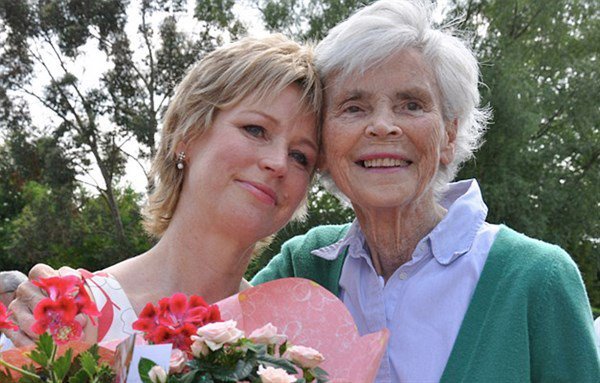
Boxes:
[31,276,100,344]
[72,281,101,325]
[0,302,18,332]
[31,296,82,344]
[133,293,221,352]
[32,276,80,300]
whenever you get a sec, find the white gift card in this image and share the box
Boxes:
[126,343,172,383]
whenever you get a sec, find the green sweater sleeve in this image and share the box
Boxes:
[529,244,600,382]
[441,226,600,382]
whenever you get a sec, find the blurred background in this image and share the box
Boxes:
[0,0,597,315]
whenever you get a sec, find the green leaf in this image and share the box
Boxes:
[138,357,157,383]
[67,370,88,383]
[0,370,15,383]
[257,354,298,374]
[53,348,73,380]
[78,351,97,377]
[313,366,329,377]
[231,359,254,380]
[278,342,288,357]
[181,371,207,383]
[28,333,55,367]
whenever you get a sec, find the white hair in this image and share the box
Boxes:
[316,0,490,200]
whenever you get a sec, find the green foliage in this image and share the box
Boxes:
[254,0,370,40]
[0,333,115,382]
[449,0,599,306]
[0,180,152,272]
[0,0,245,259]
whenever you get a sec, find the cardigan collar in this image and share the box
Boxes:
[311,179,488,267]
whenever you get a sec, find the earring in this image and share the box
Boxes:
[176,151,186,170]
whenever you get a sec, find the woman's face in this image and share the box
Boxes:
[322,49,456,212]
[178,85,318,239]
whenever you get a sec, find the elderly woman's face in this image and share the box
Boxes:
[322,49,455,211]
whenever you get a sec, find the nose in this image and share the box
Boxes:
[259,145,288,177]
[365,108,402,138]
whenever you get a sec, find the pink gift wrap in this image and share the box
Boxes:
[217,277,389,383]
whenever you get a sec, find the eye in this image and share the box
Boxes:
[289,150,309,167]
[344,105,363,113]
[243,125,266,137]
[406,101,422,111]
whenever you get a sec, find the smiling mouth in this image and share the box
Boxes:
[358,158,412,168]
[237,180,278,206]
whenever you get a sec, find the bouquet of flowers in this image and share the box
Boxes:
[1,276,387,382]
[132,294,328,383]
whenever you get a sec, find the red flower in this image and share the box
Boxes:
[32,276,80,300]
[0,302,18,332]
[31,276,100,344]
[31,296,82,344]
[72,281,101,325]
[133,293,221,352]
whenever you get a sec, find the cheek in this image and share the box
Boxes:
[286,172,311,203]
[323,123,352,163]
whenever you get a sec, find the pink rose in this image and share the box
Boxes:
[169,348,187,374]
[148,365,167,383]
[190,335,210,357]
[284,345,325,369]
[195,319,244,351]
[248,323,287,345]
[257,365,296,383]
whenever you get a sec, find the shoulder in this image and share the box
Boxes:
[485,225,590,313]
[251,223,351,291]
[280,223,352,254]
[489,225,576,276]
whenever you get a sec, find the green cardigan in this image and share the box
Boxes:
[252,224,600,382]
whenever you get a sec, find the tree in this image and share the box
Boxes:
[449,0,599,306]
[255,0,369,40]
[0,0,245,249]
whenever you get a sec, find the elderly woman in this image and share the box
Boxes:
[252,0,600,381]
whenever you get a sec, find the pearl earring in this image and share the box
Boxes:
[176,151,186,170]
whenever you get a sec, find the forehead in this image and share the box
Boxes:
[326,49,440,102]
[234,85,318,138]
[239,84,316,118]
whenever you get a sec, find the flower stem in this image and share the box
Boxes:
[0,357,43,381]
[50,341,59,383]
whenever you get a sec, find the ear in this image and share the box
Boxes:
[440,118,457,166]
[175,141,187,155]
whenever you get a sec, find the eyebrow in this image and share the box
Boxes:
[243,110,318,153]
[395,86,435,101]
[244,110,279,124]
[332,85,435,104]
[297,137,318,154]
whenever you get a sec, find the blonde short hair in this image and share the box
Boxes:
[143,34,322,237]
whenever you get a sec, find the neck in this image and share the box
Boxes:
[354,194,446,281]
[107,216,258,311]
